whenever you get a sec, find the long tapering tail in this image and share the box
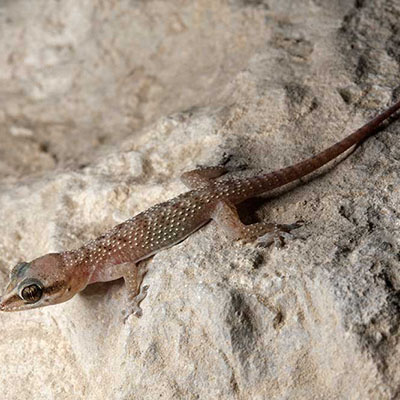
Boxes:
[246,99,400,196]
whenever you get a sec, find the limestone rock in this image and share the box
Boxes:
[0,0,399,399]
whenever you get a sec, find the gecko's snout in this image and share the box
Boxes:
[0,295,9,311]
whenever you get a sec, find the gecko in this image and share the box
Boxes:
[1,99,399,318]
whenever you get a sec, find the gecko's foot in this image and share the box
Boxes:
[194,154,241,170]
[122,285,149,322]
[220,152,233,166]
[220,153,248,171]
[256,221,303,248]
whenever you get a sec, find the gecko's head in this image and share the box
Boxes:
[0,253,78,312]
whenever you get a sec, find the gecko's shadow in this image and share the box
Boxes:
[79,279,123,302]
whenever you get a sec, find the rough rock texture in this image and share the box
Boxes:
[0,0,399,399]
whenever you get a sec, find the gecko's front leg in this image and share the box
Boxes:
[117,261,149,320]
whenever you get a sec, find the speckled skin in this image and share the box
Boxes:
[1,100,399,317]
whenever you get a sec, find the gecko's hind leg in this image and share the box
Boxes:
[181,166,229,189]
[212,201,301,247]
[181,160,248,190]
[121,260,149,321]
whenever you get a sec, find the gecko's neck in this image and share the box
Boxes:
[60,249,95,291]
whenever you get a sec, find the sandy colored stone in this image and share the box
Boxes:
[0,0,399,399]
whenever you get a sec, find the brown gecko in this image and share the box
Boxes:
[1,99,399,318]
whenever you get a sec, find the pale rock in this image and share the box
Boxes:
[0,1,399,399]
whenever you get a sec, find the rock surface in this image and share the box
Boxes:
[0,0,399,399]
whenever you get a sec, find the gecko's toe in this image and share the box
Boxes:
[220,153,233,166]
[133,307,143,318]
[122,304,143,323]
[222,155,248,171]
[256,222,303,248]
[122,284,149,322]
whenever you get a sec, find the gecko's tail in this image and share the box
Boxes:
[248,98,400,196]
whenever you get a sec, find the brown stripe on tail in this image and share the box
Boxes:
[248,99,400,196]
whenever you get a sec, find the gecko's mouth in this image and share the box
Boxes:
[0,297,12,311]
[0,293,24,312]
[0,295,10,311]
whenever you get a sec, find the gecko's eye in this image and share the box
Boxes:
[19,280,43,303]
